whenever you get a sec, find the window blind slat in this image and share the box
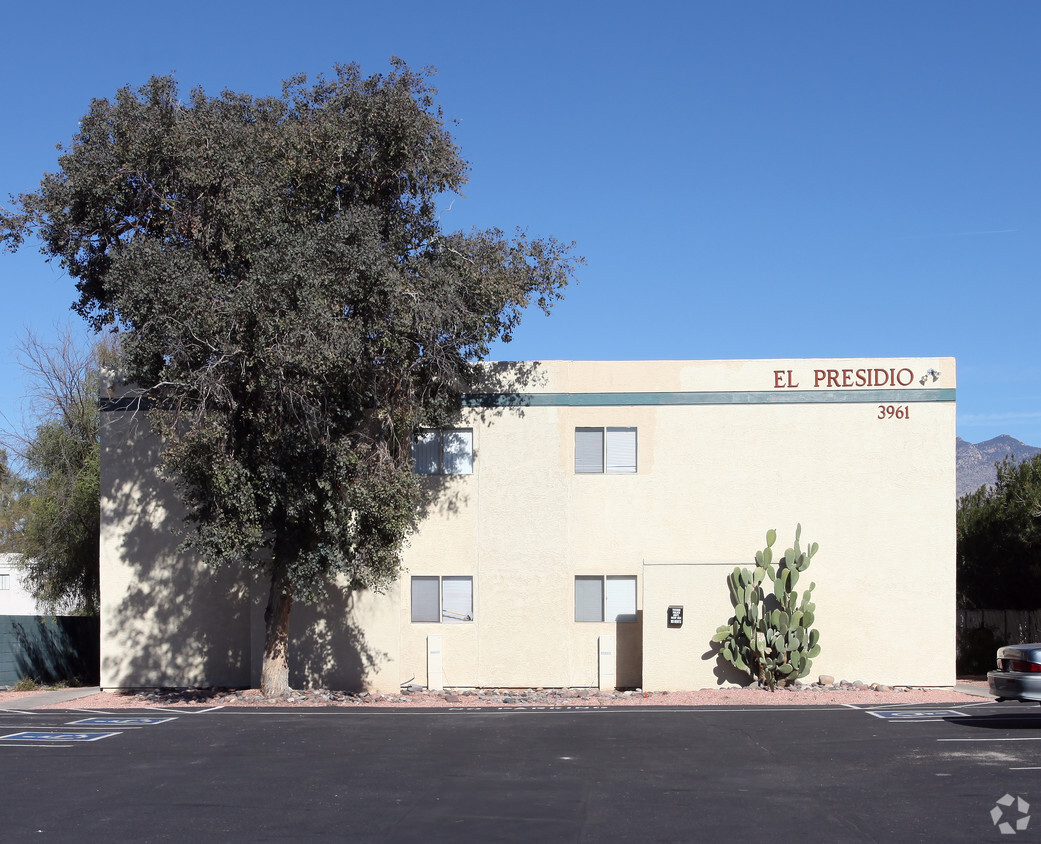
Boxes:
[606,576,637,622]
[442,430,473,475]
[410,576,441,622]
[575,428,604,473]
[441,576,473,622]
[575,576,604,621]
[606,428,637,473]
[413,431,441,474]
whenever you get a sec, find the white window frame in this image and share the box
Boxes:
[413,428,473,475]
[410,575,474,623]
[0,573,8,590]
[575,427,637,474]
[574,575,638,622]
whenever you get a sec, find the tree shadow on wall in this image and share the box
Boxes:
[289,586,389,690]
[102,362,549,691]
[7,616,100,686]
[101,407,252,688]
[411,361,546,525]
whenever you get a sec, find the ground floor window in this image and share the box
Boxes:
[411,576,473,623]
[575,575,637,622]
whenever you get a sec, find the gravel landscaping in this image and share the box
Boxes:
[0,679,990,709]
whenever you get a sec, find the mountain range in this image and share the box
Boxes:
[956,434,1040,498]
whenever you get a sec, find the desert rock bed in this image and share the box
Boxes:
[1,680,991,710]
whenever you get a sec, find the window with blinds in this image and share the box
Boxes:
[410,576,474,623]
[413,428,473,475]
[574,575,638,622]
[575,427,637,474]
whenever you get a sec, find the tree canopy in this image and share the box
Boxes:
[0,330,104,614]
[2,60,581,694]
[957,453,1041,609]
[0,448,28,554]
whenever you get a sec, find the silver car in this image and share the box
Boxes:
[988,644,1041,702]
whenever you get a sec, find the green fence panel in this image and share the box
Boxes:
[0,616,100,687]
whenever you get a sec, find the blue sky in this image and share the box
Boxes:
[2,2,1039,444]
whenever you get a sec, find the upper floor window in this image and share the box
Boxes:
[0,573,9,590]
[413,428,473,475]
[575,427,637,474]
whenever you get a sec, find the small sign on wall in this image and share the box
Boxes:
[668,606,683,628]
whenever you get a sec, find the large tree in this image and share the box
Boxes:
[0,448,28,554]
[0,329,105,614]
[957,453,1041,609]
[2,60,580,694]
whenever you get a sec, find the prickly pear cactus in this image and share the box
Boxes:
[711,525,820,690]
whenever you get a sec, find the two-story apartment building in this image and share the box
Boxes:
[99,358,956,691]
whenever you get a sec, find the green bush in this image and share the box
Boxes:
[957,626,1002,676]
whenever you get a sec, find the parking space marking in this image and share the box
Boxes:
[1,731,121,742]
[939,737,1041,742]
[69,717,176,726]
[869,710,964,720]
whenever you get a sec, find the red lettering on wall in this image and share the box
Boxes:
[896,368,913,386]
[773,370,800,388]
[813,370,826,387]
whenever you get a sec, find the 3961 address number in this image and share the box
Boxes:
[878,405,910,420]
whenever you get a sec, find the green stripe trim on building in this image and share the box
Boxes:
[461,388,955,408]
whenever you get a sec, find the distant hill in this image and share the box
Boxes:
[957,435,1040,497]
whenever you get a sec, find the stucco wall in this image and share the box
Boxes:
[101,357,955,691]
[401,357,956,689]
[100,398,401,692]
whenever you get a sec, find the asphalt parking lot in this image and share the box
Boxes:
[1,698,1038,842]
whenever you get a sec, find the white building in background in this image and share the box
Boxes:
[0,554,46,616]
[99,357,956,691]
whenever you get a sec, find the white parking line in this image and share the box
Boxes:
[0,743,76,749]
[938,737,1041,742]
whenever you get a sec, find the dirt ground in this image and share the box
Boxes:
[0,680,992,710]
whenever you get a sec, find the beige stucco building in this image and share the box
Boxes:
[100,357,956,692]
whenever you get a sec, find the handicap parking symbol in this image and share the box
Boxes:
[70,717,176,726]
[868,709,963,720]
[1,731,121,742]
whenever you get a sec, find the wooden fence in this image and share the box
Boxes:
[957,609,1041,673]
[958,609,1041,644]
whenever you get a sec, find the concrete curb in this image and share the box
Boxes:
[952,682,995,699]
[8,687,102,709]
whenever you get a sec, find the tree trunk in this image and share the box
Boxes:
[261,570,294,698]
